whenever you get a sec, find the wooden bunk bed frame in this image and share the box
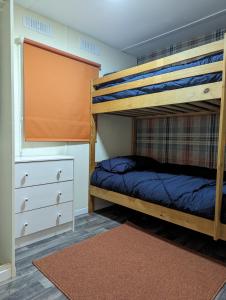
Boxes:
[89,34,226,241]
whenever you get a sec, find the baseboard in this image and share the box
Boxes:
[74,200,113,216]
[74,208,88,216]
[0,264,11,283]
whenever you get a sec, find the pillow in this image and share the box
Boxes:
[97,156,161,174]
[133,155,160,170]
[159,163,218,179]
[97,156,136,173]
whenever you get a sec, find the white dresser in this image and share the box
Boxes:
[15,156,74,247]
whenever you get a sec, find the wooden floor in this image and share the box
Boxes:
[1,205,226,299]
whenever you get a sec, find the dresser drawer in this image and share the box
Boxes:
[15,160,73,188]
[15,181,73,213]
[15,202,73,238]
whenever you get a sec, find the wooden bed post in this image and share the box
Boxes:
[89,114,97,213]
[131,118,137,155]
[214,34,226,240]
[89,80,97,213]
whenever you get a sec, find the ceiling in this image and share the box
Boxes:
[15,0,226,57]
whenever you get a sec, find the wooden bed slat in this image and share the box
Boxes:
[93,61,222,97]
[109,100,220,118]
[135,110,218,120]
[92,82,222,114]
[139,106,188,114]
[94,40,223,86]
[188,101,220,112]
[163,103,200,112]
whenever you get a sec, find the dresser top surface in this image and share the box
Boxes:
[15,155,74,163]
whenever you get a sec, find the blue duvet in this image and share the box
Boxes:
[93,52,223,104]
[91,164,226,223]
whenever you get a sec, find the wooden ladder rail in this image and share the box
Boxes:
[214,33,226,240]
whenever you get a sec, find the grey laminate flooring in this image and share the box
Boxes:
[0,205,226,300]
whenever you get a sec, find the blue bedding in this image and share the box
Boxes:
[91,160,226,223]
[93,52,223,104]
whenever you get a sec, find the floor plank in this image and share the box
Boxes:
[0,206,226,299]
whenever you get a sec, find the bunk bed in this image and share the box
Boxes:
[89,34,226,241]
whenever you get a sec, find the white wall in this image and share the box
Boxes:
[0,0,15,274]
[14,5,136,213]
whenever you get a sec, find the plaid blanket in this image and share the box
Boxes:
[136,114,225,169]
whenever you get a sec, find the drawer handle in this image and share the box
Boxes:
[24,198,29,202]
[21,173,29,186]
[57,192,62,203]
[57,169,63,180]
[58,213,62,218]
[24,222,28,228]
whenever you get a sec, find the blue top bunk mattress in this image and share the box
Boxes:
[91,156,226,223]
[93,52,223,104]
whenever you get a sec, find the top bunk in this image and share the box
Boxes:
[91,38,225,118]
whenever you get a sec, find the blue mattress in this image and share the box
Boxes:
[91,162,226,223]
[93,52,223,104]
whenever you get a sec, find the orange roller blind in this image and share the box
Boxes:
[23,39,100,142]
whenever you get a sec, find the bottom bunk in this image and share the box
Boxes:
[90,156,226,240]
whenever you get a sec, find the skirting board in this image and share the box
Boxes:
[0,264,11,283]
[74,208,88,216]
[74,199,112,217]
